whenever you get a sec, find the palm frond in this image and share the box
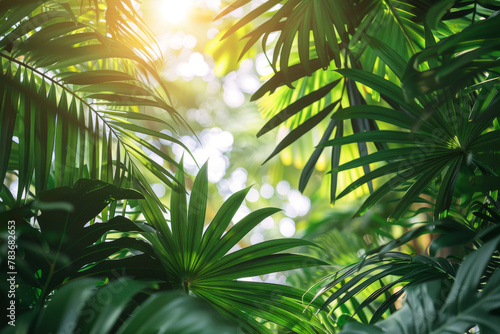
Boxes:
[2,278,240,334]
[309,250,459,323]
[309,196,500,327]
[0,179,156,315]
[0,0,192,208]
[322,58,500,220]
[403,12,500,99]
[340,235,500,333]
[135,161,331,333]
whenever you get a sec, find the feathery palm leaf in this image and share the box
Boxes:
[0,0,192,208]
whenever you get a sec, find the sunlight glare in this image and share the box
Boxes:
[160,0,192,24]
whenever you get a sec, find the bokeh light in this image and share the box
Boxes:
[260,183,274,199]
[233,205,251,224]
[250,232,264,245]
[260,216,274,229]
[276,180,290,196]
[279,218,296,237]
[287,190,311,216]
[246,188,260,202]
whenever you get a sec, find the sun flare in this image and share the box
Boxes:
[159,0,192,24]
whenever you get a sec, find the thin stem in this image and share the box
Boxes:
[34,263,55,313]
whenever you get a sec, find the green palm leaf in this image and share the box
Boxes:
[0,0,192,208]
[308,251,458,322]
[138,161,329,333]
[0,278,240,334]
[322,61,500,220]
[310,200,500,327]
[340,235,500,334]
[403,12,500,99]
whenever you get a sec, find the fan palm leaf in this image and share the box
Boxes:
[217,0,499,204]
[322,11,500,220]
[132,161,331,333]
[340,235,500,333]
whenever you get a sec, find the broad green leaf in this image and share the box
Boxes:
[35,278,97,333]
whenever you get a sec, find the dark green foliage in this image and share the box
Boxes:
[0,278,239,334]
[0,179,158,318]
[307,193,500,328]
[340,235,500,334]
